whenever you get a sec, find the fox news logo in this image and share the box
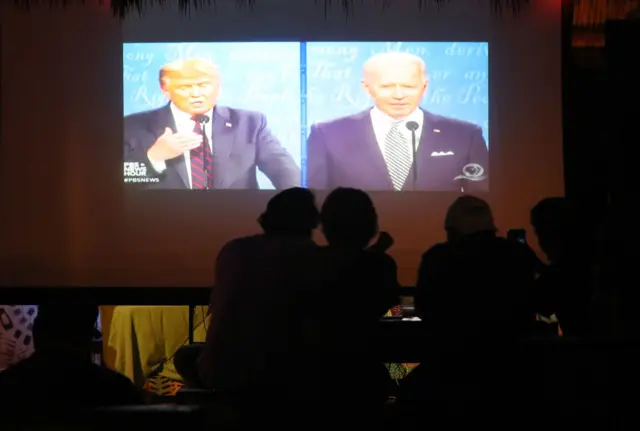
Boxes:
[124,162,147,177]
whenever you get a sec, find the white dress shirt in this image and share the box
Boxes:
[148,104,214,189]
[369,107,424,169]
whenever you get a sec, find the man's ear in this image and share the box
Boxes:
[160,87,172,99]
[159,78,171,99]
[361,80,371,96]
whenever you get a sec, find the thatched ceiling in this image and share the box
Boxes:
[12,0,530,17]
[11,0,639,26]
[10,0,640,47]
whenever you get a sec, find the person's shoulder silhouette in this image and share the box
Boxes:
[316,187,398,315]
[319,187,394,283]
[0,303,143,415]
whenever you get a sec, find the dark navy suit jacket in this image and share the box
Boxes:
[124,104,301,189]
[306,109,488,193]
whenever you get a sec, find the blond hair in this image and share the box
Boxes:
[158,58,219,87]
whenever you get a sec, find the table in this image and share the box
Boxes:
[106,307,423,395]
[106,306,208,389]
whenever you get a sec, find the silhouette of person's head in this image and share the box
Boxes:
[33,303,99,356]
[258,187,319,237]
[321,187,378,249]
[530,197,577,262]
[444,195,496,242]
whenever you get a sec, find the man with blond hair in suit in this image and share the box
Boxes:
[124,59,300,189]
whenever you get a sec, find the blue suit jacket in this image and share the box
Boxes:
[306,109,488,193]
[124,104,301,189]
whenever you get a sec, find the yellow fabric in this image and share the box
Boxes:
[106,306,208,387]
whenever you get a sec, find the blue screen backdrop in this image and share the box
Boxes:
[123,42,488,189]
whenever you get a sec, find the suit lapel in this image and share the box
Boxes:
[211,106,236,187]
[151,104,189,188]
[352,110,393,188]
[418,110,431,154]
[417,110,446,160]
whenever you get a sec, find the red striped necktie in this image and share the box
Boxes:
[190,116,213,189]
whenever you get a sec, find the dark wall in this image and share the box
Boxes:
[606,21,636,227]
[564,48,608,226]
[605,21,637,333]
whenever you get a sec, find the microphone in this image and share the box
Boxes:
[405,121,419,186]
[194,114,211,189]
[194,114,210,124]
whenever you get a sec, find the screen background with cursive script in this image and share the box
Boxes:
[123,41,488,190]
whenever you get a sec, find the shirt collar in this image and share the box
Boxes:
[169,103,214,125]
[371,106,423,127]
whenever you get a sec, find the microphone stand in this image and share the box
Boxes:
[194,114,211,190]
[406,121,420,188]
[200,119,209,190]
[410,130,418,186]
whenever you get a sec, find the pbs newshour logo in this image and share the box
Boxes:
[124,162,159,183]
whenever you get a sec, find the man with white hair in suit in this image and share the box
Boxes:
[306,52,488,192]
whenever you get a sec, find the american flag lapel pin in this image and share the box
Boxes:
[225,122,232,128]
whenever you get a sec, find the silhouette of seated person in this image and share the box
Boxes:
[527,198,618,420]
[414,195,537,339]
[174,187,320,400]
[0,303,143,417]
[297,187,399,415]
[531,197,594,338]
[396,196,537,420]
